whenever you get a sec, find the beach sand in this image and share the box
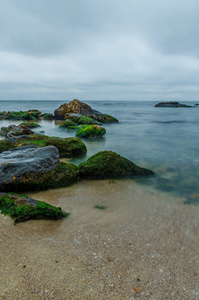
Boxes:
[0,179,199,299]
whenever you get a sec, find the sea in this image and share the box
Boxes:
[0,99,199,205]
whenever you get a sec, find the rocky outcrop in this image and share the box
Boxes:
[0,124,34,138]
[20,122,41,128]
[54,99,118,123]
[76,125,106,139]
[0,134,87,158]
[78,151,154,179]
[0,192,67,223]
[155,102,192,107]
[0,110,54,120]
[0,145,79,192]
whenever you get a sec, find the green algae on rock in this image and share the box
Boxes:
[0,192,68,224]
[0,161,79,193]
[78,151,154,179]
[76,125,106,139]
[20,122,41,128]
[97,114,119,123]
[77,115,102,125]
[45,137,87,157]
[0,134,87,158]
[59,119,79,129]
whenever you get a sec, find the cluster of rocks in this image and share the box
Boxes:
[0,99,154,223]
[0,99,118,123]
[0,110,54,120]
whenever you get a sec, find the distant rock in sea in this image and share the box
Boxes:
[155,101,192,107]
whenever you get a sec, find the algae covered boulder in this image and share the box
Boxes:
[76,125,106,139]
[0,192,67,224]
[0,134,87,158]
[20,122,41,128]
[54,99,118,123]
[0,145,79,192]
[59,119,79,129]
[78,151,154,179]
[46,137,87,157]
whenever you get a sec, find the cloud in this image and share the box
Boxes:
[1,0,199,100]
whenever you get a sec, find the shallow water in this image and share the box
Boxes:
[0,100,199,204]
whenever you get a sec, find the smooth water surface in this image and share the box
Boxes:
[0,100,199,204]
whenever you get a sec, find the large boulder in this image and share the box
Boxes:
[54,99,118,123]
[78,151,154,179]
[0,145,79,192]
[76,125,106,139]
[0,134,87,158]
[155,102,192,107]
[0,192,67,224]
[0,124,34,138]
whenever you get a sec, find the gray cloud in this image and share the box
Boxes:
[1,0,199,100]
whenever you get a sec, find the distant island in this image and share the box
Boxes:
[155,101,192,107]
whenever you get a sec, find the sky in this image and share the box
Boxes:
[1,0,199,101]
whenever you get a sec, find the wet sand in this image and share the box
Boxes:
[0,179,199,299]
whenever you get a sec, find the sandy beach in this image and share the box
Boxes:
[0,179,199,299]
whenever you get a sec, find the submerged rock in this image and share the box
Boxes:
[0,134,87,158]
[155,102,192,107]
[0,192,68,223]
[78,151,154,179]
[76,125,106,139]
[0,145,79,192]
[54,99,118,123]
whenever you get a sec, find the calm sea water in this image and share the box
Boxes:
[0,100,199,204]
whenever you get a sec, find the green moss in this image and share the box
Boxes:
[96,114,118,123]
[0,161,79,193]
[0,193,68,224]
[20,122,41,128]
[77,115,102,125]
[94,205,108,210]
[59,119,79,129]
[76,125,106,139]
[78,151,154,179]
[46,137,87,157]
[0,134,87,158]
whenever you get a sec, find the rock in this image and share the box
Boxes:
[41,113,54,120]
[0,124,34,138]
[78,151,154,179]
[76,115,102,125]
[96,114,119,123]
[54,99,118,123]
[0,134,87,158]
[76,125,106,139]
[46,137,87,157]
[20,122,41,128]
[59,119,79,129]
[0,110,54,120]
[0,145,79,192]
[155,102,192,107]
[0,192,67,223]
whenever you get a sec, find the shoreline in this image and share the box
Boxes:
[0,179,199,299]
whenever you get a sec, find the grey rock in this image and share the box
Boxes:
[0,145,59,187]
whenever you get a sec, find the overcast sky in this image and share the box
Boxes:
[1,0,199,101]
